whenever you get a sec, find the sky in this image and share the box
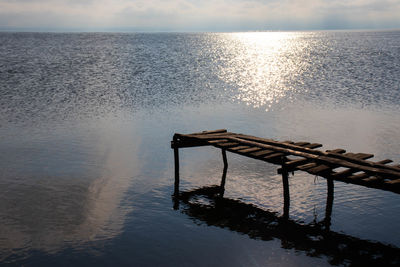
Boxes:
[0,0,399,32]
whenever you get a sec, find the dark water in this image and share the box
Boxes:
[0,31,400,266]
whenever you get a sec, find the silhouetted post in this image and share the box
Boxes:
[281,158,290,219]
[325,178,334,230]
[173,136,180,197]
[220,149,228,197]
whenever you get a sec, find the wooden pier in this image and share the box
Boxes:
[171,129,400,217]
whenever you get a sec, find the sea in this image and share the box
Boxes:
[0,30,399,266]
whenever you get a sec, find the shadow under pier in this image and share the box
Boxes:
[173,185,400,266]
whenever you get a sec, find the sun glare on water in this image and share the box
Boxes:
[217,32,310,110]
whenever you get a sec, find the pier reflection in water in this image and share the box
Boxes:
[173,173,400,266]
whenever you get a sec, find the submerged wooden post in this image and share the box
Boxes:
[220,149,228,197]
[173,136,180,197]
[325,178,334,230]
[281,158,290,219]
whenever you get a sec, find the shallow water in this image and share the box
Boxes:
[0,31,400,266]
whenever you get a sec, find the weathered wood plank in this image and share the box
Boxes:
[215,142,239,148]
[377,159,394,165]
[326,149,346,154]
[332,159,392,178]
[285,158,310,168]
[264,152,287,161]
[293,142,310,146]
[250,150,275,157]
[297,163,318,171]
[228,146,250,151]
[308,152,375,176]
[304,143,323,149]
[208,139,228,144]
[238,147,262,153]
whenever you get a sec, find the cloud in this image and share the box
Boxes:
[0,0,399,31]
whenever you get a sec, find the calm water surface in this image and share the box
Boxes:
[0,31,400,266]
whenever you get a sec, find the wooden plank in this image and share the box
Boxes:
[304,143,323,149]
[308,152,375,176]
[293,142,310,146]
[332,158,391,179]
[326,149,346,154]
[377,159,393,165]
[228,146,250,151]
[277,158,312,174]
[308,164,333,175]
[215,142,239,148]
[261,142,312,162]
[250,150,274,157]
[297,163,317,171]
[385,179,400,185]
[353,153,374,160]
[208,139,228,143]
[345,152,374,160]
[264,152,286,161]
[307,150,346,174]
[237,147,262,153]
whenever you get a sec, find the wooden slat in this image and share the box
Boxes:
[332,158,392,179]
[308,152,376,176]
[377,159,394,165]
[326,149,346,154]
[260,142,312,163]
[228,146,250,151]
[238,147,262,153]
[277,158,312,174]
[308,164,332,175]
[354,153,374,159]
[285,158,310,168]
[303,143,323,149]
[293,142,310,146]
[297,163,317,171]
[215,142,239,148]
[385,179,400,185]
[208,139,228,143]
[307,149,347,174]
[264,153,286,161]
[250,150,275,157]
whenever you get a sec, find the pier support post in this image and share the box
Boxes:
[325,178,334,230]
[220,149,228,197]
[281,158,290,219]
[173,137,180,197]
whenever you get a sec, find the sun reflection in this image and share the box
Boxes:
[217,32,309,110]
